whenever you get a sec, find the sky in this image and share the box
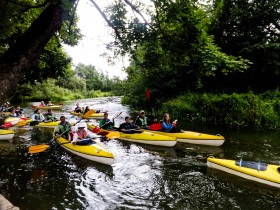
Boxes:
[63,0,129,79]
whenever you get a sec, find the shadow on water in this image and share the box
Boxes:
[1,97,280,209]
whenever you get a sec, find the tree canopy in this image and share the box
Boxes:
[0,0,279,106]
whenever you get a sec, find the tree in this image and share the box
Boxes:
[105,0,250,106]
[210,0,280,92]
[0,0,78,101]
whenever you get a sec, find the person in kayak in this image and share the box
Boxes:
[71,123,99,145]
[74,103,82,113]
[9,108,17,117]
[15,106,23,117]
[39,101,45,107]
[119,116,140,133]
[31,109,45,122]
[99,112,114,130]
[47,101,53,106]
[44,109,57,122]
[135,110,151,129]
[161,113,179,133]
[83,106,90,114]
[55,116,71,140]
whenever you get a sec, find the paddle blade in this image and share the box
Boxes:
[28,144,50,154]
[17,121,28,126]
[150,123,162,131]
[106,131,120,139]
[83,109,95,119]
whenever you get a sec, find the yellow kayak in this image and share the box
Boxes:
[56,136,114,165]
[207,157,280,188]
[0,129,14,140]
[36,121,60,128]
[70,112,104,119]
[146,129,225,146]
[32,105,63,110]
[35,120,77,128]
[87,124,177,147]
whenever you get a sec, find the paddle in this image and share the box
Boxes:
[83,109,95,118]
[28,144,50,154]
[93,112,122,133]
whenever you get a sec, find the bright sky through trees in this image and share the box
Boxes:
[63,0,129,79]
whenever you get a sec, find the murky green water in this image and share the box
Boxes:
[1,97,280,210]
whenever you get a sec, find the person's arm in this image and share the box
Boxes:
[162,121,173,131]
[134,117,140,126]
[88,131,99,139]
[119,123,125,132]
[31,114,36,121]
[40,114,45,121]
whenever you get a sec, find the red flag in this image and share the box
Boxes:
[145,89,151,101]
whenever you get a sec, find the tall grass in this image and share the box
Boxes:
[160,91,280,130]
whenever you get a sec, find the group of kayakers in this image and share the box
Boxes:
[0,102,24,118]
[31,109,57,122]
[53,108,180,146]
[117,110,180,133]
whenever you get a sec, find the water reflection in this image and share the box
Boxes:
[0,97,280,209]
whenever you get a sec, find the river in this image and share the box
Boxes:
[0,96,280,210]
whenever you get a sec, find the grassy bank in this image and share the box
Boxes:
[159,91,280,130]
[12,79,114,103]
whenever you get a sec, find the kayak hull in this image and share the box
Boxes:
[36,121,60,128]
[56,136,114,165]
[0,129,14,140]
[70,112,104,119]
[32,105,63,110]
[87,124,177,147]
[118,131,177,147]
[146,129,225,146]
[207,157,280,188]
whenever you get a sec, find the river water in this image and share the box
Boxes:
[0,97,280,210]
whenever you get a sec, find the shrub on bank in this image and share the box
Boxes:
[160,91,280,130]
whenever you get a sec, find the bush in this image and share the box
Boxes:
[160,91,280,130]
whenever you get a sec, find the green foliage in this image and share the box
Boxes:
[14,79,83,102]
[210,0,280,91]
[161,92,280,130]
[116,0,250,108]
[0,0,81,84]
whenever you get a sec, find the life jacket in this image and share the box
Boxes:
[100,118,110,126]
[58,122,71,139]
[76,129,87,139]
[45,113,54,121]
[34,114,42,120]
[122,123,135,130]
[137,116,148,127]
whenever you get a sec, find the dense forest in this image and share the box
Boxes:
[0,0,279,129]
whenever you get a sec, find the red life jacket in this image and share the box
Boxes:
[76,129,87,139]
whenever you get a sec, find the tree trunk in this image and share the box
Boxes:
[0,0,76,102]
